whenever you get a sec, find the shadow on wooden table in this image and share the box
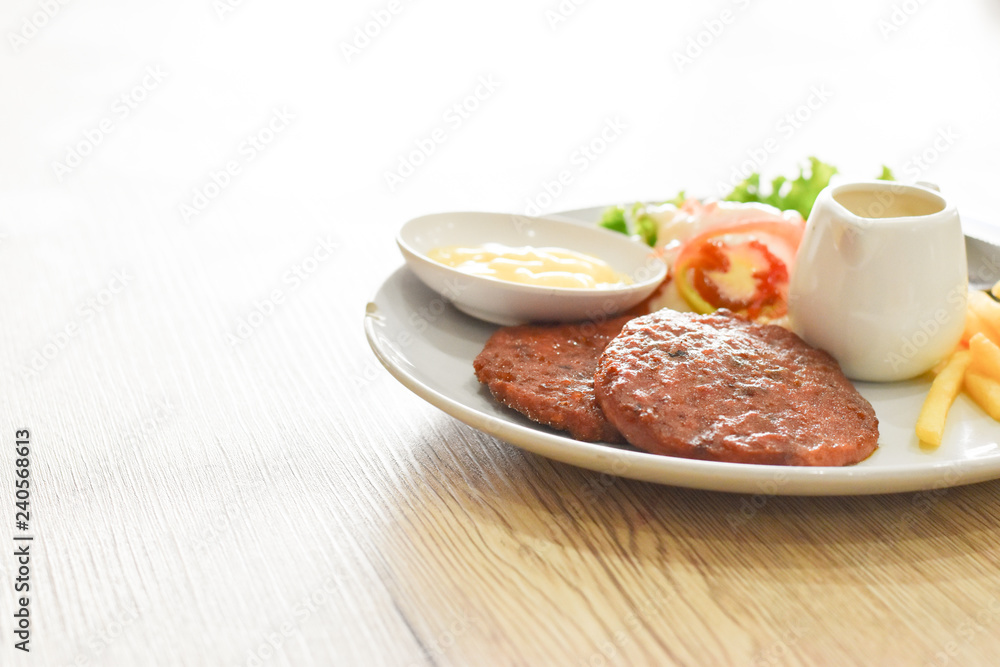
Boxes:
[397,414,1000,570]
[376,413,1000,666]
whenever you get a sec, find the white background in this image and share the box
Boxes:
[3,0,999,237]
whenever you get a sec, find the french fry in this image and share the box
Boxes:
[966,291,1000,345]
[968,333,1000,380]
[960,307,992,347]
[964,372,1000,422]
[916,296,1000,444]
[992,278,1000,301]
[930,357,951,376]
[915,350,972,446]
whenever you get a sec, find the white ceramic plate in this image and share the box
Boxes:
[365,207,1000,495]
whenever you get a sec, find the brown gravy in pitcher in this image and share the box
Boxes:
[833,187,944,219]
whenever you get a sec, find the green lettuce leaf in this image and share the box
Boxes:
[599,158,897,245]
[663,190,686,208]
[598,205,628,235]
[599,193,684,246]
[631,202,658,247]
[725,157,837,219]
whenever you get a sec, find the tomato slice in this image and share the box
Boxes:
[673,220,804,320]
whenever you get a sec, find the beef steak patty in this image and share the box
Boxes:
[474,316,633,443]
[594,309,879,466]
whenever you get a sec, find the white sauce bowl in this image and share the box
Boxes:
[397,212,667,325]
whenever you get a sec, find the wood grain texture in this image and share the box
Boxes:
[3,1,1000,665]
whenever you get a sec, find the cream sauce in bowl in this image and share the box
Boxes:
[397,212,666,325]
[427,243,632,289]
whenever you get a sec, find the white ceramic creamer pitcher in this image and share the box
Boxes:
[787,181,967,382]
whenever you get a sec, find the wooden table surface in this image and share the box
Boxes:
[2,1,1000,665]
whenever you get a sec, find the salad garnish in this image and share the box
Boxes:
[601,158,894,245]
[599,158,895,322]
